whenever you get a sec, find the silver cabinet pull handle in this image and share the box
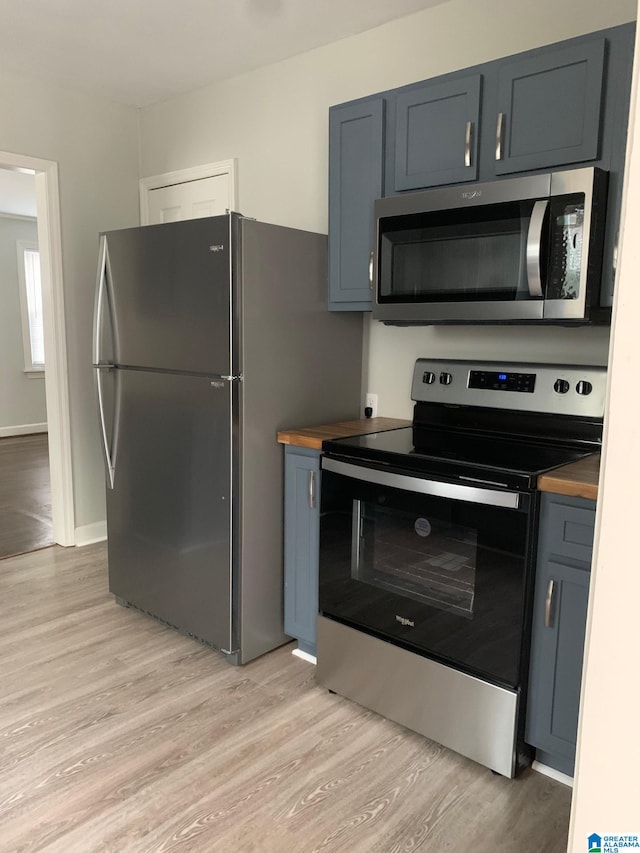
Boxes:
[544,579,556,628]
[368,251,374,291]
[308,470,316,509]
[495,112,505,161]
[464,120,473,167]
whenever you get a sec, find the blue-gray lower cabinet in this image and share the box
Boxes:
[526,493,596,777]
[283,446,320,656]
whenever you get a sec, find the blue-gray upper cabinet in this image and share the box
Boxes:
[525,493,596,777]
[328,97,385,311]
[393,75,481,190]
[283,446,321,656]
[494,38,605,175]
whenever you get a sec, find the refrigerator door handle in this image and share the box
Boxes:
[93,235,119,366]
[93,236,108,365]
[95,365,117,489]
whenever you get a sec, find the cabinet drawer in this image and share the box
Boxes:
[544,502,596,565]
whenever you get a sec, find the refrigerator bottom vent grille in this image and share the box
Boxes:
[114,595,230,654]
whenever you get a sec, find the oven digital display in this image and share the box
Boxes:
[468,370,536,393]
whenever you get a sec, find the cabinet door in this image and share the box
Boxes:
[393,75,481,190]
[328,98,384,311]
[526,495,595,776]
[283,447,320,655]
[495,38,605,175]
[526,560,590,775]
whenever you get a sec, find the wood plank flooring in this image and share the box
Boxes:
[0,543,572,853]
[0,433,53,559]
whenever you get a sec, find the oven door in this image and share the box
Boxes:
[319,458,536,689]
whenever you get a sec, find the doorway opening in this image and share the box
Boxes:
[0,151,74,552]
[0,168,52,558]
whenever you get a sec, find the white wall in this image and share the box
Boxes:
[568,15,640,846]
[0,71,140,533]
[139,0,635,417]
[0,215,47,432]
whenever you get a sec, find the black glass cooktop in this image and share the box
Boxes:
[322,426,593,490]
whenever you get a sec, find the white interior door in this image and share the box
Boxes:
[147,174,230,224]
[140,159,236,225]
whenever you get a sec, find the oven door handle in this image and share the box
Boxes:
[322,458,520,509]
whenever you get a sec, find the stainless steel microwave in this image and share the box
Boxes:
[372,167,608,325]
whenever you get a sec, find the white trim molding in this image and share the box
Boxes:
[0,212,37,223]
[0,422,48,438]
[532,760,574,788]
[292,648,317,665]
[0,150,75,547]
[75,521,107,547]
[139,158,237,225]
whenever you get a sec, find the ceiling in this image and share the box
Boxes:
[0,170,37,218]
[0,0,447,108]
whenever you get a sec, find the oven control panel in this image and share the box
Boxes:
[468,370,536,393]
[411,359,607,417]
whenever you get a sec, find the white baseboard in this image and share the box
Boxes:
[292,648,317,665]
[0,422,48,438]
[531,760,574,787]
[75,521,107,547]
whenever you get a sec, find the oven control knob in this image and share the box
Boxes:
[554,378,570,394]
[576,380,593,396]
[439,372,453,386]
[422,371,436,385]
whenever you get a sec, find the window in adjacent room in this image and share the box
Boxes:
[16,239,45,373]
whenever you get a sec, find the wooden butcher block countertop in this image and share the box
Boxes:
[277,417,411,451]
[537,453,600,501]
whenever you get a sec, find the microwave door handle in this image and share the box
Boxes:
[526,200,549,298]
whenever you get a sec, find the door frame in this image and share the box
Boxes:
[139,159,237,225]
[0,150,75,546]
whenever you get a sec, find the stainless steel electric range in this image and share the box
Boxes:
[317,359,606,777]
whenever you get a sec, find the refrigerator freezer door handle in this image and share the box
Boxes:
[95,365,116,490]
[93,236,108,366]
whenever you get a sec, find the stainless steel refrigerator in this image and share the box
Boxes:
[93,213,362,664]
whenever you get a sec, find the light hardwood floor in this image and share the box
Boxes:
[0,543,572,853]
[0,433,53,559]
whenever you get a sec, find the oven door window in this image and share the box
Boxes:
[352,501,478,619]
[319,468,534,689]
